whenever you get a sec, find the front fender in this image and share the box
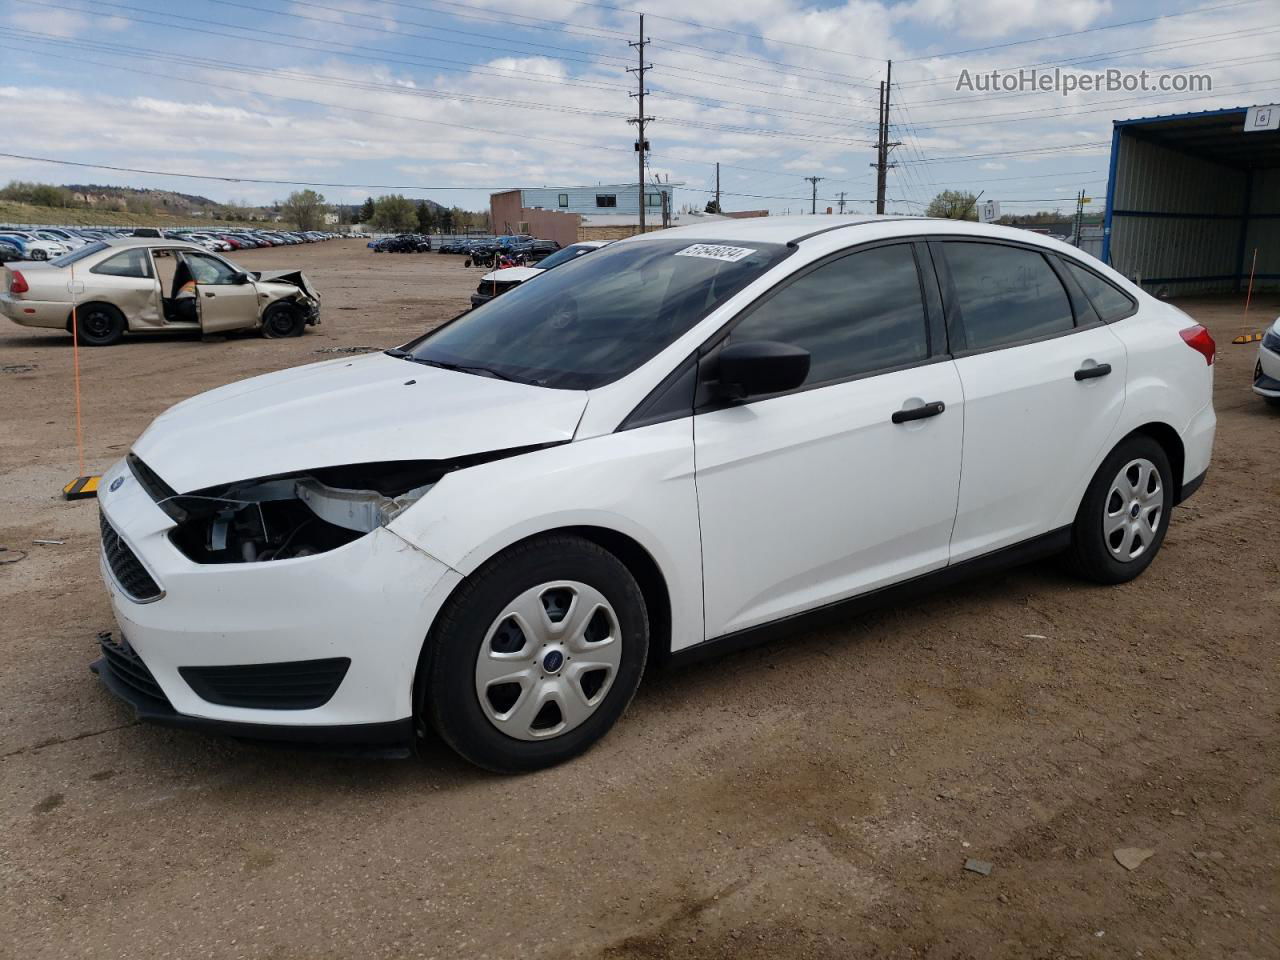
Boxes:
[387,420,706,652]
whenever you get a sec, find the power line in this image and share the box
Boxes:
[895,0,1263,62]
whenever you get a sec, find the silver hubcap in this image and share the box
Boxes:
[475,581,622,741]
[1104,457,1163,562]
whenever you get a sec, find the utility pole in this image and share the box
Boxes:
[714,162,720,212]
[1073,189,1085,245]
[805,176,824,214]
[627,14,653,234]
[872,60,900,215]
[837,191,847,214]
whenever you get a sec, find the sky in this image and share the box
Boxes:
[0,0,1275,217]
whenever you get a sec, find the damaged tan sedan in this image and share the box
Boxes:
[0,238,320,345]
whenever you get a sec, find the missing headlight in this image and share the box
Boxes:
[156,447,555,565]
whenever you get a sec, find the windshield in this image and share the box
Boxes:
[533,244,599,271]
[50,241,110,267]
[401,237,791,390]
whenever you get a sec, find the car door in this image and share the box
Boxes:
[694,241,964,639]
[184,251,260,333]
[87,248,162,326]
[934,239,1128,562]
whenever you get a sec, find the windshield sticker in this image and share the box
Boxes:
[674,243,757,263]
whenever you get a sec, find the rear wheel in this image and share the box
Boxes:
[424,535,649,772]
[261,301,305,338]
[31,248,48,261]
[73,303,126,346]
[1067,435,1172,584]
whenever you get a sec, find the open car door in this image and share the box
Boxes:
[183,251,261,334]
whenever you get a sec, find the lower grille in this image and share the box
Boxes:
[100,510,162,602]
[179,658,352,710]
[97,632,169,704]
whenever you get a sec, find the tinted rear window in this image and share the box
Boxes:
[1062,260,1136,321]
[944,242,1074,351]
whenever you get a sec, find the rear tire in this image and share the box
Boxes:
[1066,435,1173,584]
[73,303,126,346]
[424,535,649,773]
[32,248,48,261]
[261,301,305,338]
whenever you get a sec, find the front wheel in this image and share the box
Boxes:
[261,301,305,338]
[424,535,649,772]
[1066,435,1173,584]
[32,248,48,261]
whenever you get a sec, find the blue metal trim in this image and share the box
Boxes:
[1111,210,1280,220]
[1114,106,1249,128]
[1141,273,1280,284]
[1102,125,1121,264]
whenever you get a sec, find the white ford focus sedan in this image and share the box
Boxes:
[94,216,1216,771]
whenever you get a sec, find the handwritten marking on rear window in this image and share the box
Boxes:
[674,244,756,263]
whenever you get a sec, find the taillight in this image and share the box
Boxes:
[1180,324,1215,365]
[9,270,28,295]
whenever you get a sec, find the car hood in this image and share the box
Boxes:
[480,266,544,283]
[133,352,588,492]
[252,268,320,300]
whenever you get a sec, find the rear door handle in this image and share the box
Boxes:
[892,400,945,424]
[1074,362,1111,381]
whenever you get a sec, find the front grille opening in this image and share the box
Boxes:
[100,510,162,602]
[179,658,351,710]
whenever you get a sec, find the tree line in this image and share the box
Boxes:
[358,195,488,235]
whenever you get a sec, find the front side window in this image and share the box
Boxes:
[183,252,239,285]
[728,243,930,387]
[403,239,792,389]
[91,249,153,279]
[943,242,1074,351]
[1061,259,1136,322]
[595,194,617,208]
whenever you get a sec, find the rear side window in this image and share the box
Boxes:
[728,243,929,387]
[1062,260,1136,321]
[91,249,153,279]
[944,242,1073,351]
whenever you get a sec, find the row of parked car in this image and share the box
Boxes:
[0,225,347,262]
[439,235,562,260]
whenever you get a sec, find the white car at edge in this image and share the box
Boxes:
[1253,316,1280,406]
[94,215,1216,771]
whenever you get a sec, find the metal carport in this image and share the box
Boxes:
[1102,104,1280,294]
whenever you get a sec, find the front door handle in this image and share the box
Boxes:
[892,400,945,424]
[203,291,216,298]
[1074,361,1112,381]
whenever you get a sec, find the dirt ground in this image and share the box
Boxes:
[1,240,1276,960]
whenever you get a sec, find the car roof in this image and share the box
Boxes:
[620,214,1079,252]
[102,237,205,251]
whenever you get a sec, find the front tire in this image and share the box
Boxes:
[1066,435,1173,584]
[73,303,126,346]
[261,301,305,338]
[424,535,649,773]
[32,248,48,261]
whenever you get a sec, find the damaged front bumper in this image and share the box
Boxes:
[94,457,463,744]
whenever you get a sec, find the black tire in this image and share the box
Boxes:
[31,248,49,261]
[1265,396,1280,409]
[73,302,126,346]
[1066,434,1173,585]
[424,535,649,773]
[261,301,305,338]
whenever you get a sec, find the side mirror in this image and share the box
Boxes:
[235,271,254,284]
[713,340,810,399]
